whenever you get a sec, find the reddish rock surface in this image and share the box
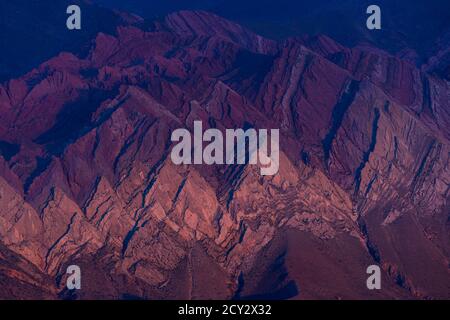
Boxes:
[0,10,449,299]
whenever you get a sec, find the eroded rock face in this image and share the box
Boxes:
[0,9,448,299]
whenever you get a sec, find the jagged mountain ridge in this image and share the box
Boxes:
[0,9,449,299]
[0,0,142,82]
[93,0,450,66]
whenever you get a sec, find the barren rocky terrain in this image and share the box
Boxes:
[0,6,449,299]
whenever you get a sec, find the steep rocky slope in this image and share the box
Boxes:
[0,10,448,299]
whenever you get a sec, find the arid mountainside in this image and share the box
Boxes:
[0,10,449,299]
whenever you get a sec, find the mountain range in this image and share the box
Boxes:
[0,1,449,299]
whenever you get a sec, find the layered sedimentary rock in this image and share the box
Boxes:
[0,10,448,299]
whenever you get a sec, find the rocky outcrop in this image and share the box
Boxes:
[0,9,448,299]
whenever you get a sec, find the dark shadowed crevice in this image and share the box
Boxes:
[24,157,52,194]
[44,213,77,269]
[122,219,141,257]
[0,140,20,161]
[420,74,433,116]
[173,176,188,204]
[322,79,360,165]
[354,108,380,195]
[411,140,441,192]
[358,217,381,264]
[34,87,122,156]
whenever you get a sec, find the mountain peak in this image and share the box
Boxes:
[165,10,277,54]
